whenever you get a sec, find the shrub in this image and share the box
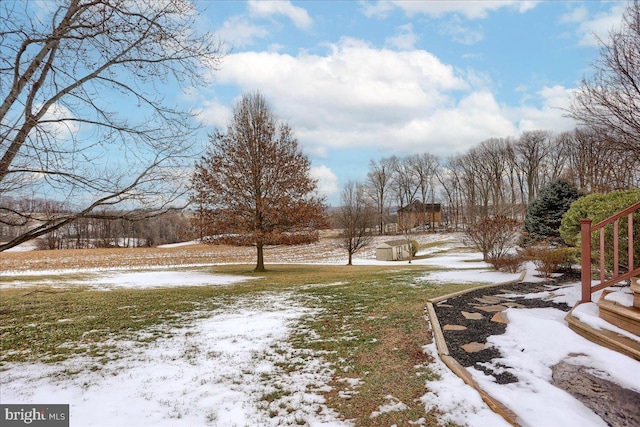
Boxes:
[410,239,419,257]
[523,245,580,278]
[488,252,525,273]
[465,215,521,262]
[523,180,581,246]
[560,189,640,271]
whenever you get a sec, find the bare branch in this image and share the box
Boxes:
[0,0,223,251]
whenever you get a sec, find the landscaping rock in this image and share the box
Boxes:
[552,361,640,427]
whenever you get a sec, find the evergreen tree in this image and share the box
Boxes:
[524,180,581,245]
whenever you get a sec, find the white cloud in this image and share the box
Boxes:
[39,103,81,138]
[439,18,484,45]
[310,165,339,199]
[203,38,576,161]
[360,0,395,19]
[212,38,468,150]
[193,99,231,127]
[366,0,538,20]
[510,85,577,133]
[559,5,588,24]
[517,1,538,14]
[385,23,418,50]
[217,15,268,48]
[248,0,313,30]
[561,4,625,47]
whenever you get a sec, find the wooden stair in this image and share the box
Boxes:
[598,281,640,337]
[566,277,640,361]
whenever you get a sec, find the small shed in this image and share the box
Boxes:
[376,240,411,261]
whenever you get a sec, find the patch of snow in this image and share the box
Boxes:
[1,293,349,427]
[470,306,640,427]
[521,261,552,283]
[1,263,220,278]
[2,240,38,252]
[418,252,491,270]
[604,288,634,307]
[0,269,255,290]
[421,342,511,427]
[370,395,408,418]
[572,302,640,343]
[419,269,521,285]
[499,281,604,308]
[91,270,254,290]
[157,240,201,248]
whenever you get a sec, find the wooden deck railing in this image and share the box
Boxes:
[580,201,640,303]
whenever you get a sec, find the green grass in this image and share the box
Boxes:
[288,269,470,426]
[0,262,475,425]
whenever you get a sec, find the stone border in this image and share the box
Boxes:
[425,271,526,427]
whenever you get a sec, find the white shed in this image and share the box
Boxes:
[375,240,411,261]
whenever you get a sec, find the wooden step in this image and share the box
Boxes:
[566,308,640,361]
[597,297,640,336]
[631,277,640,309]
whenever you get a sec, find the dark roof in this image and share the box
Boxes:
[397,200,441,213]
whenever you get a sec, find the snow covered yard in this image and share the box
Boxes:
[0,249,496,426]
[1,234,639,426]
[2,291,345,426]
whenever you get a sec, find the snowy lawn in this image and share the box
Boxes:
[2,292,344,426]
[2,263,473,426]
[1,235,639,426]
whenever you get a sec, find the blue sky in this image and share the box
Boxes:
[186,0,627,205]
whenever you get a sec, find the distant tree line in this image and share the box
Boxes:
[0,196,195,250]
[363,127,639,233]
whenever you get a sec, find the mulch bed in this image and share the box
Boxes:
[432,272,579,384]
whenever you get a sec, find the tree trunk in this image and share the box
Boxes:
[347,251,353,266]
[255,243,266,272]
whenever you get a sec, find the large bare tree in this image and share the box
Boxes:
[0,0,222,251]
[569,0,640,161]
[337,181,375,266]
[191,92,328,272]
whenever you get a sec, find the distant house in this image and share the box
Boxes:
[375,240,411,261]
[397,201,441,231]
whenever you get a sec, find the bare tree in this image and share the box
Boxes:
[447,154,473,225]
[0,0,223,251]
[366,158,393,235]
[465,215,521,262]
[436,157,464,230]
[511,130,553,204]
[544,133,570,186]
[569,0,640,162]
[191,92,328,272]
[337,181,375,265]
[562,127,640,192]
[451,150,488,223]
[390,155,420,212]
[476,138,511,216]
[408,153,439,230]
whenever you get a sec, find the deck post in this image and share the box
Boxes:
[580,218,593,303]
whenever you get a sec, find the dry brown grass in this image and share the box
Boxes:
[1,232,454,272]
[1,244,246,272]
